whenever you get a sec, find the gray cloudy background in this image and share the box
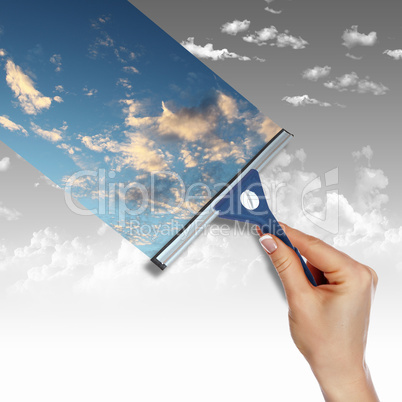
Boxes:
[1,0,401,401]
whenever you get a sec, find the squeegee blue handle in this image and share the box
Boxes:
[257,214,317,287]
[214,169,317,287]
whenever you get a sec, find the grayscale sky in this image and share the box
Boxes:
[1,1,401,401]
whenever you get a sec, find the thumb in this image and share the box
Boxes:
[259,234,312,297]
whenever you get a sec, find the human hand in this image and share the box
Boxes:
[258,223,379,402]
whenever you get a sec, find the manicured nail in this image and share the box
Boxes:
[259,234,278,254]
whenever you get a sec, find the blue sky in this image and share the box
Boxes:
[0,0,281,256]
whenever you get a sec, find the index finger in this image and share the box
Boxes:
[279,223,357,275]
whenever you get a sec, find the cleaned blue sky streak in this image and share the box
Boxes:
[0,0,280,256]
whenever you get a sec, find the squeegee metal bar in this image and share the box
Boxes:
[151,129,293,269]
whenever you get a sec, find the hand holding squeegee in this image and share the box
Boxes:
[214,169,317,287]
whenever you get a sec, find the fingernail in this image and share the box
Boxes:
[259,234,278,254]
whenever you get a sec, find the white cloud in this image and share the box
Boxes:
[89,32,114,58]
[122,93,251,166]
[346,53,362,60]
[324,72,359,91]
[302,66,331,81]
[0,115,28,135]
[217,92,239,123]
[55,85,65,92]
[91,15,111,29]
[53,95,63,103]
[221,19,251,36]
[122,66,139,73]
[324,72,388,95]
[265,7,282,14]
[97,223,109,236]
[258,117,281,142]
[83,87,98,97]
[5,60,52,115]
[181,37,250,61]
[352,145,373,163]
[116,78,132,90]
[49,54,62,72]
[2,228,108,292]
[0,157,11,172]
[357,79,389,95]
[282,95,331,107]
[342,25,377,48]
[34,175,61,189]
[265,0,282,14]
[56,143,81,155]
[0,202,21,221]
[202,136,246,165]
[383,49,402,60]
[180,149,197,168]
[243,113,281,143]
[80,120,169,173]
[243,27,308,49]
[275,32,308,49]
[253,56,266,62]
[243,27,278,46]
[0,48,7,57]
[30,122,63,142]
[158,101,215,141]
[120,99,156,129]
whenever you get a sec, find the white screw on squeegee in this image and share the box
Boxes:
[240,190,260,210]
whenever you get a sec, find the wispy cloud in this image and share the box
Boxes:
[253,56,266,62]
[217,92,239,123]
[383,49,402,60]
[54,85,65,93]
[282,95,332,107]
[264,0,282,14]
[5,60,52,115]
[342,25,377,48]
[181,37,250,61]
[34,175,62,189]
[49,54,62,72]
[220,19,251,36]
[324,72,389,95]
[346,53,362,60]
[158,101,215,141]
[352,145,373,165]
[0,115,28,135]
[302,66,331,81]
[83,87,98,97]
[56,143,81,155]
[0,48,7,57]
[89,32,114,58]
[122,66,139,74]
[0,157,11,172]
[89,21,136,65]
[180,148,198,168]
[80,131,169,172]
[243,27,308,49]
[116,78,132,90]
[91,15,111,30]
[30,122,63,142]
[117,93,263,166]
[0,202,21,221]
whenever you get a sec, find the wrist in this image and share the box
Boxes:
[311,362,379,402]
